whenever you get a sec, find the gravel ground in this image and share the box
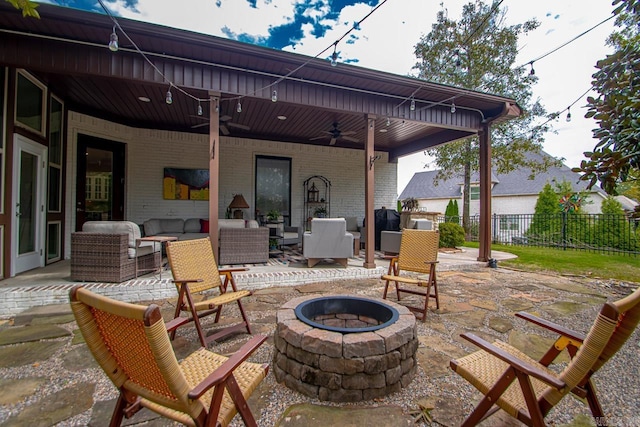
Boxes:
[1,268,639,426]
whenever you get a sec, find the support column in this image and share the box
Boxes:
[208,93,220,260]
[478,123,491,262]
[363,114,376,268]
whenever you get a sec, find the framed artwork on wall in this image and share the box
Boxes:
[163,168,209,200]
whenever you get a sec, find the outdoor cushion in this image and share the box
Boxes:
[184,218,201,233]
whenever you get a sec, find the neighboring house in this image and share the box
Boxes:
[399,150,610,241]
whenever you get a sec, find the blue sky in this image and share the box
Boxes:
[44,0,617,194]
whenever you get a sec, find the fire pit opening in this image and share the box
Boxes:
[295,296,399,333]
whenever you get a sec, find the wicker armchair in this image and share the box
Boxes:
[451,286,640,427]
[71,232,159,283]
[381,229,440,321]
[69,285,268,427]
[166,237,253,347]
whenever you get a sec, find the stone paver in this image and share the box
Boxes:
[275,403,413,426]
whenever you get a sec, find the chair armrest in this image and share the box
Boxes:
[172,278,203,285]
[165,317,190,333]
[188,334,268,399]
[219,267,249,274]
[459,333,566,390]
[515,312,585,343]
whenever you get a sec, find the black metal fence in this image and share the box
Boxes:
[438,213,640,256]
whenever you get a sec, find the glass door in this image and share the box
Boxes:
[75,134,125,231]
[255,156,291,226]
[12,134,47,275]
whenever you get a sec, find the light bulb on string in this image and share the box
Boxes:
[236,100,242,113]
[529,61,535,76]
[108,25,119,52]
[566,106,572,122]
[197,100,203,116]
[271,89,278,102]
[165,86,173,105]
[450,102,456,114]
[410,98,416,111]
[386,117,390,127]
[214,98,219,113]
[330,43,338,67]
[455,49,461,68]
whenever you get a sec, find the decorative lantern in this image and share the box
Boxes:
[308,182,319,203]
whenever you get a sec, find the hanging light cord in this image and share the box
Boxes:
[97,0,388,106]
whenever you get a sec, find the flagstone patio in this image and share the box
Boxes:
[0,266,637,426]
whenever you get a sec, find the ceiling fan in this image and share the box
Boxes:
[310,122,359,145]
[191,115,250,135]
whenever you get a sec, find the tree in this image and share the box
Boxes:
[444,199,460,223]
[593,197,638,251]
[5,0,40,18]
[528,182,561,242]
[576,0,640,196]
[413,1,560,235]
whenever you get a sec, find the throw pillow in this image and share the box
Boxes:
[200,219,210,233]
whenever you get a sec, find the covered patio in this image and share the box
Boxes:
[0,2,521,279]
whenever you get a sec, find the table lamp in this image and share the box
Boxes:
[229,194,250,219]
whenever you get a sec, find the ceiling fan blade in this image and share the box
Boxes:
[227,122,250,131]
[341,130,357,136]
[342,136,359,143]
[219,115,232,122]
[310,136,326,141]
[191,122,209,129]
[329,137,337,145]
[189,115,209,121]
[220,125,230,135]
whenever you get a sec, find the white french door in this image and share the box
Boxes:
[12,134,47,276]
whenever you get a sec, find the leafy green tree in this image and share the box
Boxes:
[592,197,638,251]
[528,183,561,242]
[5,0,40,18]
[413,1,560,235]
[444,199,460,223]
[576,0,640,195]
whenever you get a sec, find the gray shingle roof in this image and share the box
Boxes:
[399,150,607,200]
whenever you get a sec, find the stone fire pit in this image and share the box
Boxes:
[273,294,418,402]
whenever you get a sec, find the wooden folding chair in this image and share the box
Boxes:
[69,285,268,427]
[381,229,440,321]
[166,237,252,347]
[451,286,640,427]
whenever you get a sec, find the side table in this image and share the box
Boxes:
[135,236,178,279]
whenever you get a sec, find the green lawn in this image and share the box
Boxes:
[464,242,640,283]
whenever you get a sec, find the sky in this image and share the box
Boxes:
[49,0,618,195]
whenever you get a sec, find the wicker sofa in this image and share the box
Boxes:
[143,218,269,265]
[71,221,160,283]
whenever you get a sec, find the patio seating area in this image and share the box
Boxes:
[0,256,639,426]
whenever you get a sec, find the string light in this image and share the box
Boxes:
[410,97,416,111]
[108,25,118,52]
[165,86,173,105]
[271,89,278,102]
[197,100,203,116]
[330,43,338,67]
[236,100,242,113]
[386,117,390,126]
[566,106,572,122]
[214,97,219,113]
[450,102,456,114]
[529,61,535,76]
[455,49,461,68]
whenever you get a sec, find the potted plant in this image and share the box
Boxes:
[266,209,281,222]
[314,206,328,218]
[269,238,279,250]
